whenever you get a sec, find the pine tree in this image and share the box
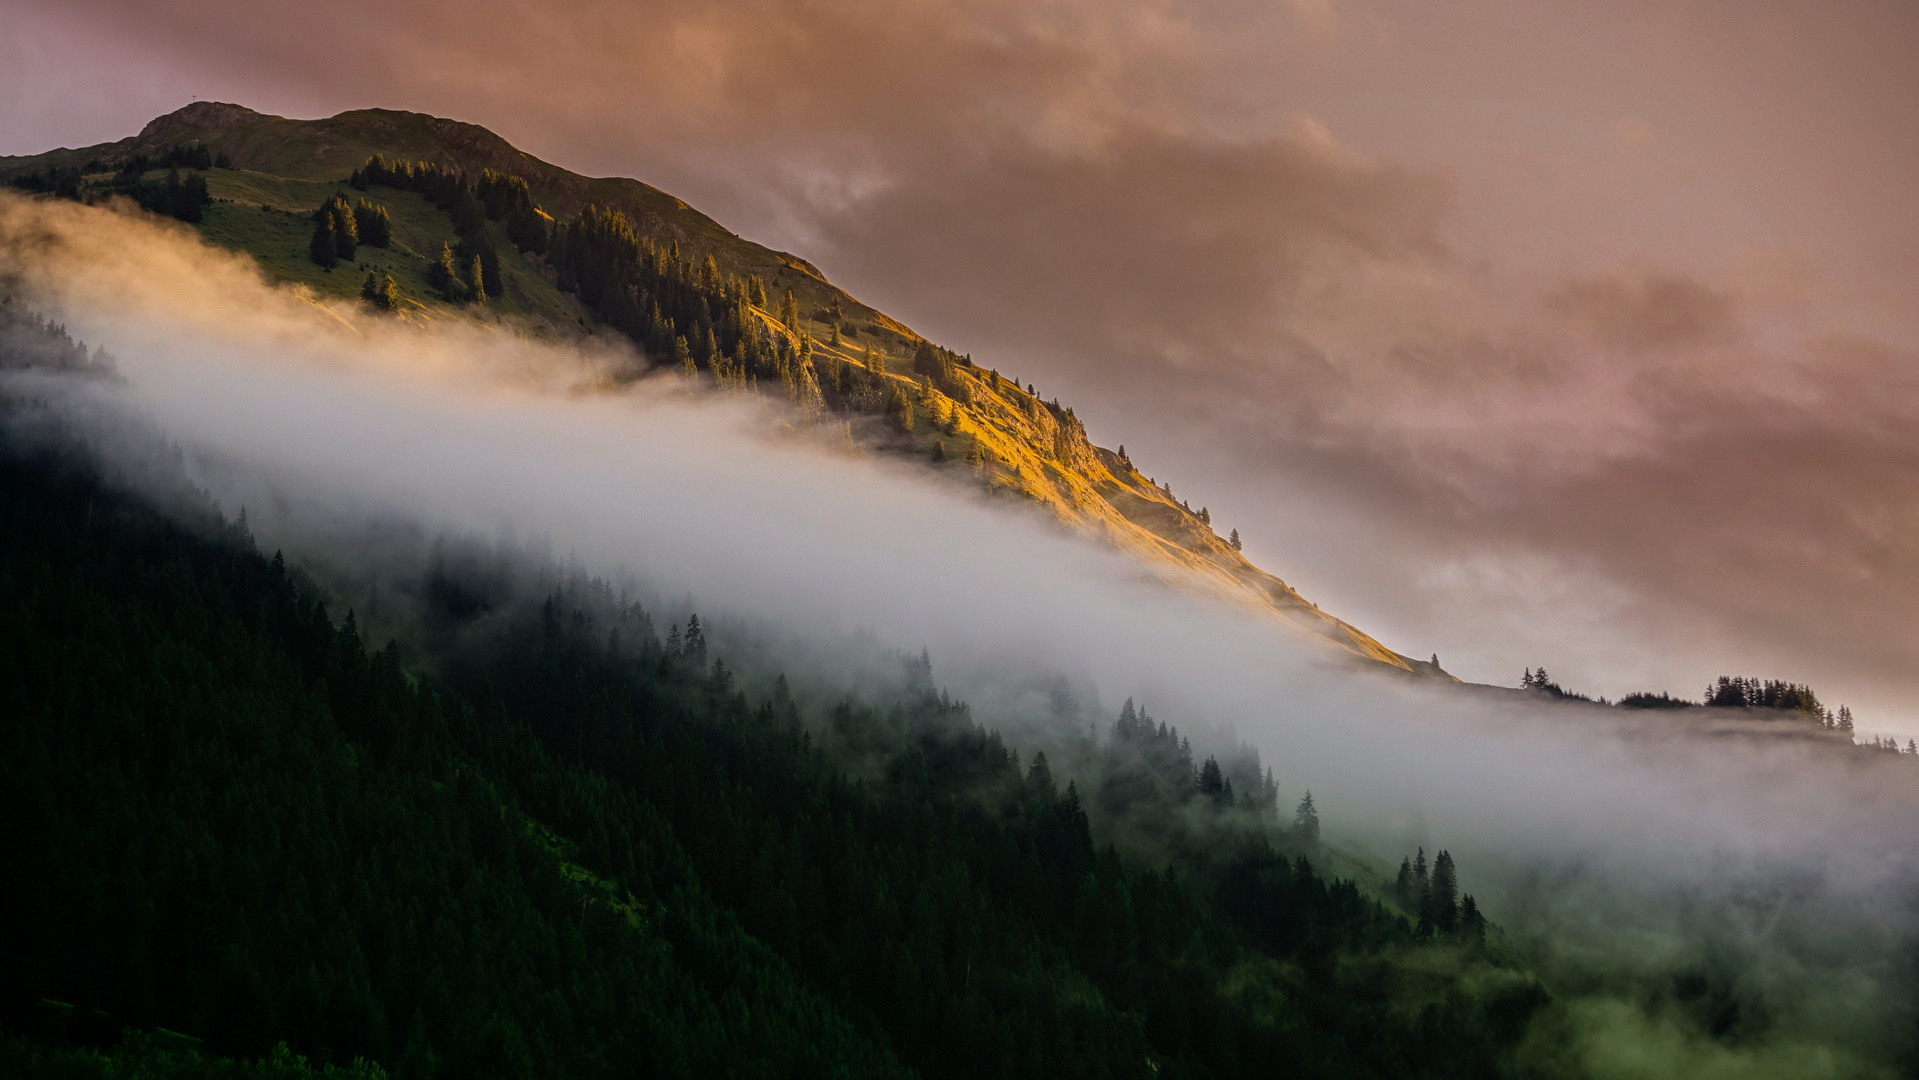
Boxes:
[1414,848,1433,936]
[165,170,210,222]
[893,397,914,434]
[931,440,948,463]
[964,439,984,468]
[1293,791,1319,840]
[1027,752,1056,803]
[1228,529,1242,551]
[469,255,487,303]
[1395,857,1413,906]
[674,335,695,377]
[309,218,337,268]
[1839,706,1855,736]
[332,201,359,260]
[360,269,392,308]
[684,614,706,660]
[1199,506,1210,525]
[355,199,392,247]
[1460,894,1486,945]
[429,242,461,297]
[1199,757,1225,799]
[780,289,800,330]
[1431,850,1459,934]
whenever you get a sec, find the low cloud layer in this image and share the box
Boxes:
[5,192,1919,1075]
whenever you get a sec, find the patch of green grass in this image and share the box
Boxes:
[195,175,588,331]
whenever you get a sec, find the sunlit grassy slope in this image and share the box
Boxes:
[2,101,1444,676]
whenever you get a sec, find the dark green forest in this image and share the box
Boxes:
[0,300,1551,1077]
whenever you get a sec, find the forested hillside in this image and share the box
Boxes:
[0,101,1440,677]
[0,304,1544,1077]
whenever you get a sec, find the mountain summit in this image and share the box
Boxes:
[2,102,1446,677]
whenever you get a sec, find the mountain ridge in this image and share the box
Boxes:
[1,101,1449,678]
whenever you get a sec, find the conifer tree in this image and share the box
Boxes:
[354,199,391,247]
[1431,850,1459,933]
[1198,757,1224,797]
[167,170,210,222]
[1395,857,1413,906]
[429,243,462,298]
[931,440,947,463]
[893,397,914,434]
[335,205,359,260]
[1293,791,1319,840]
[780,289,800,330]
[311,195,359,261]
[1460,894,1487,944]
[1414,848,1434,936]
[964,439,984,468]
[469,255,487,303]
[309,217,337,267]
[748,275,767,307]
[674,335,696,377]
[1027,752,1056,803]
[684,614,706,660]
[1229,528,1242,551]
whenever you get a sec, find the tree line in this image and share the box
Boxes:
[7,141,227,222]
[1530,667,1919,755]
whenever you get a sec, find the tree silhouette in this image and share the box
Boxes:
[1294,791,1320,840]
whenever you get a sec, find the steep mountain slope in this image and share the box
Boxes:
[1,101,1444,676]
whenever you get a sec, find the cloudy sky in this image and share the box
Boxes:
[6,0,1918,733]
